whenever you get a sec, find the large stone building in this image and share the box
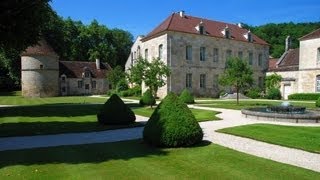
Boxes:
[126,11,269,98]
[267,28,320,99]
[21,39,111,97]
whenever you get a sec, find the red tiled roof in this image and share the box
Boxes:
[299,28,320,41]
[268,58,278,71]
[59,61,111,78]
[268,48,299,72]
[21,39,58,57]
[142,13,268,45]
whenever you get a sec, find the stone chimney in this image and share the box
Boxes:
[96,59,100,70]
[285,36,291,51]
[179,10,185,17]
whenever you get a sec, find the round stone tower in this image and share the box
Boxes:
[21,39,59,97]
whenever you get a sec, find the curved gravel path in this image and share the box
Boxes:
[0,105,319,172]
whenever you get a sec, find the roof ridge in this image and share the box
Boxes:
[166,13,175,31]
[299,28,320,41]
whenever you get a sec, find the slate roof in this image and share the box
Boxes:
[21,39,58,57]
[59,61,111,78]
[268,48,299,72]
[142,12,268,45]
[299,28,320,41]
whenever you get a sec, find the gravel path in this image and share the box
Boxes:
[0,104,320,172]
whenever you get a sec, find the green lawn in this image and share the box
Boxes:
[132,106,221,121]
[0,140,319,179]
[196,99,316,110]
[217,124,320,153]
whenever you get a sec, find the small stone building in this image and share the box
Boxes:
[267,28,320,99]
[126,11,269,98]
[21,39,111,97]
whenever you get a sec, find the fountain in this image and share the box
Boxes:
[242,102,319,123]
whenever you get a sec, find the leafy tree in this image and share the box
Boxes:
[126,57,147,86]
[265,74,282,91]
[107,66,125,90]
[219,57,253,104]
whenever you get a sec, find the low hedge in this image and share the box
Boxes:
[179,89,195,104]
[288,93,320,100]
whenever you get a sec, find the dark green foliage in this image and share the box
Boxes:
[245,88,262,99]
[316,97,320,107]
[119,86,141,97]
[143,92,203,147]
[266,88,281,100]
[179,89,195,104]
[139,89,156,106]
[288,93,320,101]
[97,94,135,125]
[116,79,129,92]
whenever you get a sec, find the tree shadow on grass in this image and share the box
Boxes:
[0,140,211,168]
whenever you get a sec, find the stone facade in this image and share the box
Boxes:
[126,12,269,98]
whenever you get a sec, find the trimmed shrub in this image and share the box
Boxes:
[316,97,320,107]
[97,94,135,125]
[245,88,261,99]
[139,89,156,106]
[288,93,320,100]
[266,88,281,100]
[143,92,203,147]
[179,89,195,104]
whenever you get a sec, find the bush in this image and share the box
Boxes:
[245,88,261,99]
[179,89,195,104]
[97,94,135,125]
[118,86,142,97]
[143,92,203,147]
[316,97,320,107]
[116,79,129,92]
[139,89,156,106]
[266,88,281,100]
[288,93,320,100]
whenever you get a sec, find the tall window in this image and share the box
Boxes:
[318,48,320,64]
[199,26,204,35]
[249,52,253,65]
[316,75,320,92]
[226,50,232,61]
[145,49,148,60]
[186,45,192,60]
[238,51,243,59]
[137,46,141,57]
[158,44,163,59]
[248,33,252,42]
[213,48,219,62]
[258,53,263,66]
[131,52,133,65]
[186,73,192,88]
[200,47,206,61]
[200,74,206,88]
[78,80,83,88]
[92,81,96,89]
[84,71,90,78]
[134,51,136,60]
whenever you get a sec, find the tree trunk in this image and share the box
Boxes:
[236,87,239,105]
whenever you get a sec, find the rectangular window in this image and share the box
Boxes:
[85,71,90,78]
[200,74,206,88]
[186,73,192,88]
[85,84,90,90]
[92,81,96,89]
[78,80,83,88]
[213,48,219,62]
[158,44,163,59]
[258,53,263,66]
[145,49,148,60]
[238,51,243,59]
[226,50,232,61]
[61,76,65,82]
[200,47,206,61]
[249,52,253,65]
[317,48,320,64]
[186,45,192,60]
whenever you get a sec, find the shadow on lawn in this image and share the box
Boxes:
[0,103,141,117]
[0,140,211,168]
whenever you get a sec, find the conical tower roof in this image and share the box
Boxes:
[21,39,58,57]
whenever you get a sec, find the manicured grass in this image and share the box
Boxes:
[0,140,319,179]
[217,124,320,153]
[132,106,221,121]
[196,99,316,110]
[0,103,142,137]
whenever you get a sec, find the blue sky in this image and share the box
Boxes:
[50,0,320,38]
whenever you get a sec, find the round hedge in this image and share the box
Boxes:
[97,94,136,125]
[139,89,156,106]
[179,89,195,104]
[143,92,203,147]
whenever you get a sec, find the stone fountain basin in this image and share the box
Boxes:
[242,107,320,123]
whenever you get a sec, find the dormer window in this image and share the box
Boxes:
[221,25,230,39]
[84,71,90,78]
[195,20,205,35]
[244,30,253,42]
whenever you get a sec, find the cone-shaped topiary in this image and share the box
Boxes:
[139,89,156,106]
[179,89,195,104]
[143,92,203,147]
[97,94,136,125]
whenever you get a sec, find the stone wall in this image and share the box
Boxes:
[60,77,108,95]
[299,38,320,70]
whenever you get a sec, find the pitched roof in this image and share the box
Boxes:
[268,58,278,71]
[59,61,111,78]
[299,28,320,41]
[142,13,268,45]
[21,39,58,57]
[268,48,299,72]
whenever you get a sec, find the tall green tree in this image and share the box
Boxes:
[107,66,126,89]
[219,57,253,104]
[126,57,148,86]
[265,74,282,91]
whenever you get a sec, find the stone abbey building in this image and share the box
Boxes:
[126,11,269,98]
[21,39,111,97]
